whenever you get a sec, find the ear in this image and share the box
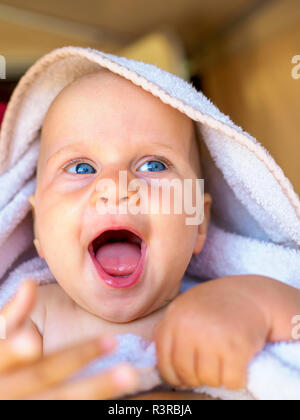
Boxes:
[29,194,44,259]
[193,193,212,255]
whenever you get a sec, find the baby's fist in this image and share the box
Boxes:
[154,276,270,390]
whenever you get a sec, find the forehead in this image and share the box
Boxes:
[41,70,194,156]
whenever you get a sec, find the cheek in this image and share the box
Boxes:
[149,213,197,274]
[37,188,81,232]
[36,193,82,271]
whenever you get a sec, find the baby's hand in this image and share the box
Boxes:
[154,275,297,390]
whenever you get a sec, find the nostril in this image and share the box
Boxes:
[96,195,128,203]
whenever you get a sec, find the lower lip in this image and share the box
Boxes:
[88,241,147,289]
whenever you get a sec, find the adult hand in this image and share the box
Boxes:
[0,280,138,400]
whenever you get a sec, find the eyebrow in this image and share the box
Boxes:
[46,140,183,166]
[46,142,91,165]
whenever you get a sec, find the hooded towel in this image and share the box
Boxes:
[0,46,300,400]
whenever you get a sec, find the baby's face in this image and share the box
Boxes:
[30,70,211,322]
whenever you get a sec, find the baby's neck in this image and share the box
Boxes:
[75,300,168,343]
[41,283,171,355]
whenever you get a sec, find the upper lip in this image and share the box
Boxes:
[88,225,145,254]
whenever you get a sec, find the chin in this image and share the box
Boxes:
[93,308,144,323]
[88,295,157,323]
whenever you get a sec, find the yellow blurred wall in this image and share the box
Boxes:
[199,3,300,195]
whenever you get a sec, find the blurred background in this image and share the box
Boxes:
[0,0,299,194]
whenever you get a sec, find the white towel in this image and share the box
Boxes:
[0,46,299,400]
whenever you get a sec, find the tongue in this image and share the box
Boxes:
[95,242,141,276]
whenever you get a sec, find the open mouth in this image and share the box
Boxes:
[88,228,147,288]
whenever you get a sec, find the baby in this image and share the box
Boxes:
[27,69,300,391]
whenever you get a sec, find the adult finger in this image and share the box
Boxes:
[30,364,138,400]
[0,335,116,400]
[0,327,41,374]
[0,280,37,336]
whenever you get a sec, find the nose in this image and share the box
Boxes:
[90,189,136,206]
[89,169,137,208]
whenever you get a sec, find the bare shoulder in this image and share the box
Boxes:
[30,282,73,335]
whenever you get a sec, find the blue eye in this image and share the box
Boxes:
[138,160,167,172]
[66,162,96,175]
